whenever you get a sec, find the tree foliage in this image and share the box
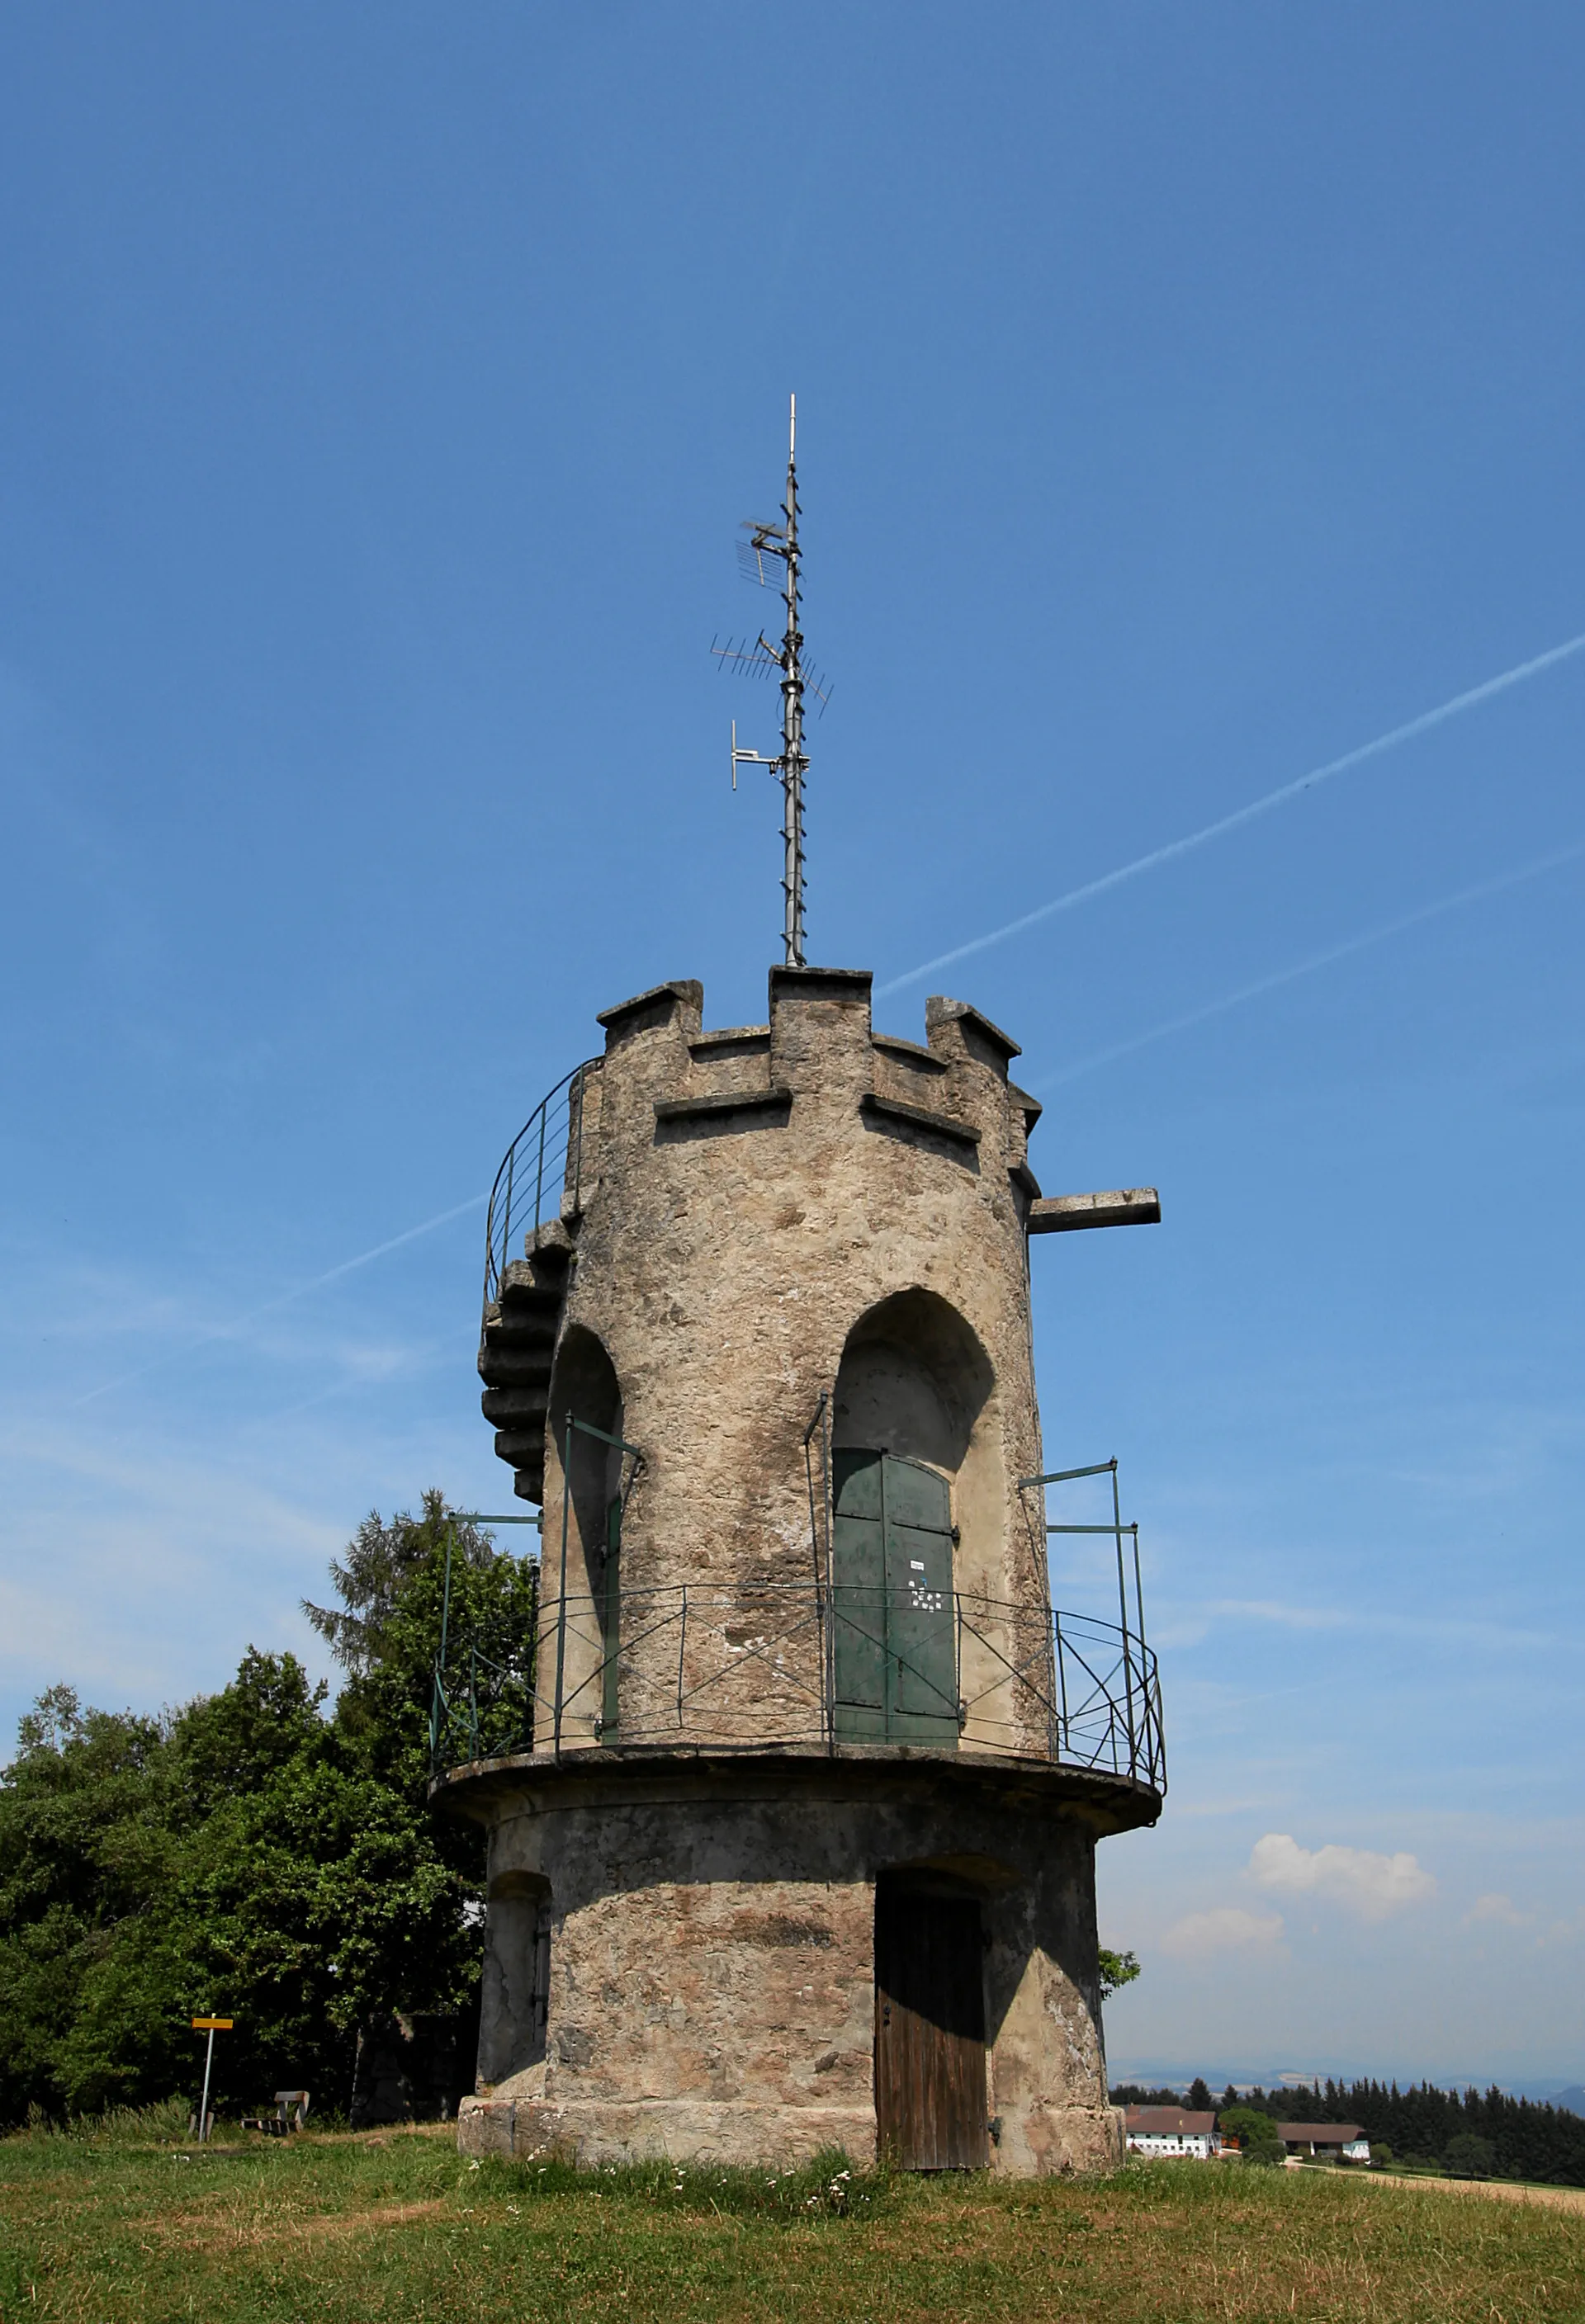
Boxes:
[0,1496,536,2128]
[1097,1947,1141,2000]
[1219,2105,1284,2164]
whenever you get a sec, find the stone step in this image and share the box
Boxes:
[494,1430,545,1498]
[480,1384,550,1430]
[499,1273,566,1311]
[480,1215,578,1511]
[477,1340,556,1386]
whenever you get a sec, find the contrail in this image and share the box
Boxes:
[72,1192,487,1407]
[876,630,1585,998]
[1035,838,1585,1090]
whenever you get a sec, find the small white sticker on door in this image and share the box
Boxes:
[910,1559,925,1570]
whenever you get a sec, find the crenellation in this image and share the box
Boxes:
[689,1024,771,1057]
[596,979,703,1049]
[925,992,1022,1072]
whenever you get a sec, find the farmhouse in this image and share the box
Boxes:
[1124,2106,1227,2159]
[1278,2121,1370,2163]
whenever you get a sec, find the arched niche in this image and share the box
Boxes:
[832,1287,991,1470]
[478,1869,551,2085]
[831,1290,1001,1595]
[542,1326,627,1745]
[545,1325,624,1594]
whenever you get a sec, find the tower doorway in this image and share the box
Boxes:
[873,1876,987,2170]
[831,1450,958,1743]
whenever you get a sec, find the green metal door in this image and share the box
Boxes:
[831,1450,958,1745]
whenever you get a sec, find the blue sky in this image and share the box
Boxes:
[2,3,1582,2085]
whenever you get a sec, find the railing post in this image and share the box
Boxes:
[1052,1608,1070,1760]
[438,1519,455,1674]
[553,1411,572,1758]
[1043,1601,1057,1760]
[431,1519,457,1772]
[676,1585,688,1727]
[568,1067,584,1216]
[1111,1464,1138,1778]
[533,1097,547,1237]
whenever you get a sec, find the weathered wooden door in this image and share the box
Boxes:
[831,1450,958,1743]
[873,1881,987,2169]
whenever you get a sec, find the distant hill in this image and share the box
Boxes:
[1550,2087,1585,2119]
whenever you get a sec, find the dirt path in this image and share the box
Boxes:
[1360,2170,1585,2215]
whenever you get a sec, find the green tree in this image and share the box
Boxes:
[1187,2076,1213,2112]
[1445,2131,1497,2179]
[1097,1948,1141,2000]
[0,1495,537,2128]
[1219,2106,1285,2166]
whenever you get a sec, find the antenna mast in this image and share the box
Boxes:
[713,394,827,969]
[779,394,807,969]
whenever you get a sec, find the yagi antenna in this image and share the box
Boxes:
[710,392,830,970]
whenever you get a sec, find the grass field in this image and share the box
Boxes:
[3,2114,1584,2324]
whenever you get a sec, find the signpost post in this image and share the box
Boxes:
[191,2017,233,2143]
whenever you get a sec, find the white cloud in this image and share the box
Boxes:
[1463,1892,1530,1929]
[1249,1833,1436,1920]
[1161,1906,1285,1958]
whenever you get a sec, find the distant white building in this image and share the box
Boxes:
[1277,2121,1370,2164]
[1124,2106,1227,2159]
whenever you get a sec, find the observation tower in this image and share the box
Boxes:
[433,412,1164,2175]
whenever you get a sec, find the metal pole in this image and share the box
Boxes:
[1112,1463,1138,1775]
[781,394,806,967]
[1043,1601,1057,1760]
[438,1521,455,1673]
[569,1067,584,1213]
[198,2025,215,2145]
[1053,1608,1070,1757]
[822,1387,834,1748]
[553,1412,572,1757]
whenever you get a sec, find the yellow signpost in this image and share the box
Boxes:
[192,2017,233,2142]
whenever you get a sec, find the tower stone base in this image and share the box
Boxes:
[444,1749,1150,2176]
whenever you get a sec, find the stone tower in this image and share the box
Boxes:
[438,964,1162,2175]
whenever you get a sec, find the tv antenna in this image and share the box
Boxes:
[712,394,830,968]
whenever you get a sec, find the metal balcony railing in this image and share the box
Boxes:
[482,1061,600,1311]
[430,1580,1165,1793]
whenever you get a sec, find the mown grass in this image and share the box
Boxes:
[3,2113,1584,2324]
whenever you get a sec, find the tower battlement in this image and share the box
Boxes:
[584,969,1043,1207]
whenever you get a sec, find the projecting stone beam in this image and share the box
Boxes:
[1028,1188,1161,1234]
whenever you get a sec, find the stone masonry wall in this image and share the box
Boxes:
[455,1758,1124,2177]
[533,967,1052,1755]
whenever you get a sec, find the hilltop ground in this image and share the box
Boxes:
[2,2116,1584,2324]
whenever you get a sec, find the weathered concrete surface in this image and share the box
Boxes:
[447,1751,1143,2175]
